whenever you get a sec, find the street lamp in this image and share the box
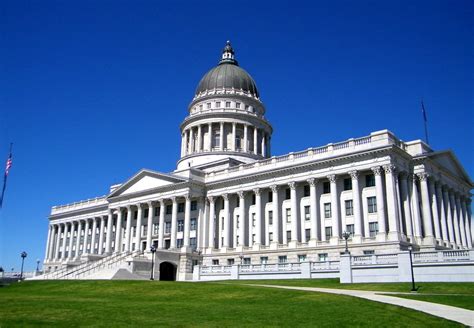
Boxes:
[20,251,27,280]
[36,259,41,272]
[342,231,351,254]
[150,246,156,280]
[239,252,244,265]
[408,246,417,292]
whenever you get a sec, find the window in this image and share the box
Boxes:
[268,211,273,225]
[176,239,183,248]
[207,103,211,109]
[165,222,171,233]
[260,256,268,264]
[199,104,203,111]
[177,220,184,232]
[216,101,221,108]
[366,174,375,187]
[363,250,375,255]
[153,223,159,235]
[345,200,353,216]
[178,202,185,213]
[269,232,273,242]
[236,136,241,149]
[245,104,249,110]
[323,181,331,194]
[166,205,172,215]
[325,226,332,240]
[236,102,241,109]
[214,132,220,148]
[304,185,310,197]
[212,259,219,265]
[154,207,160,217]
[144,209,149,218]
[190,237,197,250]
[298,254,307,262]
[225,101,231,108]
[190,218,197,231]
[227,258,235,265]
[268,191,273,202]
[134,211,138,220]
[305,229,311,242]
[345,224,354,235]
[319,253,328,262]
[343,178,352,191]
[236,215,240,228]
[369,222,379,237]
[278,256,288,263]
[286,208,291,223]
[243,257,251,265]
[324,203,332,218]
[286,231,291,241]
[252,213,256,227]
[304,206,310,220]
[367,197,377,213]
[191,201,197,211]
[285,188,291,200]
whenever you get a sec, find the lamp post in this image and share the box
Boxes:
[150,245,156,280]
[342,231,351,254]
[408,246,417,292]
[239,252,244,265]
[20,251,27,280]
[36,259,40,272]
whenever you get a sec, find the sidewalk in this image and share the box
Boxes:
[249,284,474,326]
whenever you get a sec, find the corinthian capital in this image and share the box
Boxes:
[288,182,296,190]
[253,188,261,196]
[348,170,359,180]
[306,178,317,186]
[371,166,382,176]
[270,185,279,193]
[416,172,429,181]
[326,175,337,183]
[237,190,246,199]
[207,196,214,204]
[383,164,397,174]
[222,193,229,201]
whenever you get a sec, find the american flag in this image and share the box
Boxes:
[5,155,12,176]
[0,144,13,209]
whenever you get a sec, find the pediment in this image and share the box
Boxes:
[108,169,187,198]
[428,151,472,184]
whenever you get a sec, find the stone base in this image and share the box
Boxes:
[422,236,436,246]
[351,235,362,244]
[376,232,387,242]
[308,239,318,247]
[329,236,339,246]
[388,231,401,241]
[288,241,298,248]
[270,242,279,250]
[252,244,261,251]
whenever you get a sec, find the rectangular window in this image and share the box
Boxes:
[212,259,219,265]
[190,237,197,250]
[366,174,375,187]
[346,224,354,235]
[325,226,332,240]
[225,101,231,108]
[344,178,352,191]
[367,196,377,213]
[304,205,310,220]
[236,215,240,228]
[304,185,310,197]
[319,253,328,262]
[236,102,241,109]
[154,207,160,217]
[345,200,353,216]
[236,136,241,149]
[166,205,172,215]
[214,132,220,148]
[286,208,291,223]
[216,101,221,108]
[191,201,197,211]
[324,203,332,218]
[298,254,307,262]
[243,257,251,265]
[190,218,197,231]
[260,256,268,264]
[176,238,183,248]
[153,223,159,235]
[227,258,235,265]
[285,188,291,200]
[269,232,273,242]
[278,256,288,264]
[165,222,171,233]
[199,104,203,111]
[363,250,375,255]
[178,203,185,213]
[305,228,311,242]
[268,191,273,202]
[177,220,184,232]
[323,181,331,194]
[144,209,149,218]
[207,103,211,109]
[252,213,256,227]
[268,211,273,225]
[369,222,379,237]
[286,230,291,241]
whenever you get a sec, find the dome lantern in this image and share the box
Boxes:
[219,40,237,65]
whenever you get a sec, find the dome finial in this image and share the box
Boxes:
[219,40,238,65]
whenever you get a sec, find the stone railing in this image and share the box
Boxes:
[352,253,398,266]
[311,261,340,271]
[240,263,301,273]
[200,265,232,274]
[413,250,471,263]
[51,196,108,214]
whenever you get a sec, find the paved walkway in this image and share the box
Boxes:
[249,284,474,326]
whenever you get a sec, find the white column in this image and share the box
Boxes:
[456,196,467,247]
[444,188,455,244]
[244,125,248,152]
[384,165,400,240]
[83,219,90,255]
[208,196,215,248]
[105,209,114,254]
[233,197,238,248]
[348,171,363,241]
[184,130,189,155]
[238,191,246,246]
[74,221,82,258]
[90,218,98,254]
[184,195,191,247]
[232,123,236,151]
[418,172,434,244]
[307,179,319,242]
[124,207,132,252]
[254,189,262,246]
[288,182,298,242]
[44,225,53,261]
[60,224,67,260]
[371,167,387,236]
[400,173,413,239]
[220,122,224,151]
[146,202,153,250]
[207,123,212,151]
[270,186,280,245]
[201,197,209,249]
[170,197,178,248]
[222,194,230,247]
[98,216,106,255]
[197,125,202,152]
[462,199,472,248]
[67,223,75,260]
[114,209,123,253]
[158,200,165,249]
[428,179,441,241]
[261,132,266,157]
[134,204,143,251]
[437,184,448,243]
[253,127,258,155]
[53,225,61,260]
[449,192,461,246]
[189,127,195,153]
[327,175,340,242]
[181,132,185,157]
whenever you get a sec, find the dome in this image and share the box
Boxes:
[195,42,259,98]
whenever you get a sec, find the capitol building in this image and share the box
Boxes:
[41,42,473,281]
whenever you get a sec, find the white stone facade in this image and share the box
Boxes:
[42,43,473,280]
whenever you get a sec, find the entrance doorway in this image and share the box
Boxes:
[159,262,177,281]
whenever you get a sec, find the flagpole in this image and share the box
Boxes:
[421,100,429,145]
[0,143,13,209]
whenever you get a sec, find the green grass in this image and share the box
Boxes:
[0,280,465,327]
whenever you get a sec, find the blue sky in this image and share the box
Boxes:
[1,1,472,271]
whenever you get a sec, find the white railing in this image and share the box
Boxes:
[414,250,471,263]
[200,265,232,274]
[311,261,340,271]
[240,263,301,273]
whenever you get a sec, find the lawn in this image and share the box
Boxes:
[0,280,464,327]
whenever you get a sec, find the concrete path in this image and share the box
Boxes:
[249,284,474,326]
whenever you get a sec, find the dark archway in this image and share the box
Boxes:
[159,262,177,281]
